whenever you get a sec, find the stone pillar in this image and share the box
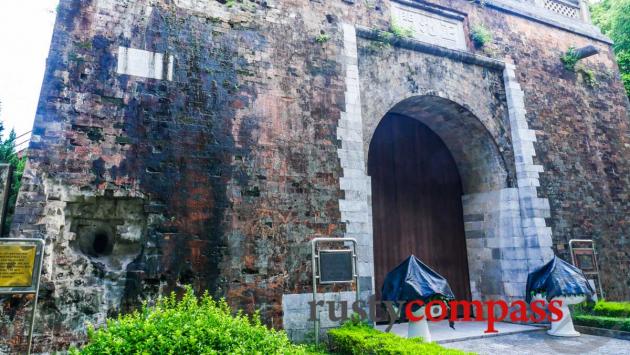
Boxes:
[337,23,374,291]
[503,63,555,271]
[579,0,591,24]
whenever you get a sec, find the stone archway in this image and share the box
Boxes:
[367,95,512,301]
[366,95,512,195]
[332,26,554,310]
[368,113,472,302]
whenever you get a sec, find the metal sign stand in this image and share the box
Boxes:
[569,239,604,299]
[0,238,45,355]
[311,237,359,345]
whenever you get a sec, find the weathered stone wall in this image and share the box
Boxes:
[391,0,630,303]
[458,0,630,300]
[2,0,629,352]
[6,0,355,350]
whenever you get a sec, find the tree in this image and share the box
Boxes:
[0,107,26,236]
[591,0,630,97]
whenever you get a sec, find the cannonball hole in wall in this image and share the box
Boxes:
[76,226,115,257]
[92,230,112,256]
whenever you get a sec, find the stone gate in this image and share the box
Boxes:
[3,0,629,351]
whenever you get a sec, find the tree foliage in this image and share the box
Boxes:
[591,0,630,97]
[0,112,26,236]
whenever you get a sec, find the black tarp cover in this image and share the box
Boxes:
[525,255,595,303]
[381,255,456,303]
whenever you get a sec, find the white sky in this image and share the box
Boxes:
[0,1,59,149]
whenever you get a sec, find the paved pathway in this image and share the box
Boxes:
[375,321,541,342]
[443,330,630,355]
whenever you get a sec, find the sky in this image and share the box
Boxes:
[0,1,59,150]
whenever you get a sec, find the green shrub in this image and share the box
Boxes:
[574,314,630,332]
[572,301,594,315]
[470,25,492,48]
[327,322,471,355]
[573,300,630,318]
[71,287,321,354]
[592,301,630,318]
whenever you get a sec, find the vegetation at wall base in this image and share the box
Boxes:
[327,321,471,355]
[592,300,630,318]
[574,300,630,318]
[68,285,472,354]
[573,300,630,332]
[573,315,630,332]
[591,0,630,97]
[70,286,324,354]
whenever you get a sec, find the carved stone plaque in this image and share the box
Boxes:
[391,2,466,51]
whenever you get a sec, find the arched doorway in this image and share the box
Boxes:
[368,113,472,302]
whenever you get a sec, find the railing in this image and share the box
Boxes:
[534,0,591,22]
[544,0,580,19]
[14,130,31,156]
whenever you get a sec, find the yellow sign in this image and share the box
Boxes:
[0,245,36,287]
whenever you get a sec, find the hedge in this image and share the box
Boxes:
[592,301,630,318]
[327,322,471,355]
[70,287,324,355]
[573,314,630,332]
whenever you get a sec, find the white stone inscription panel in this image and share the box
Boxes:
[117,47,174,81]
[391,3,466,51]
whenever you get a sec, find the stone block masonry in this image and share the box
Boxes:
[2,0,629,352]
[337,23,375,289]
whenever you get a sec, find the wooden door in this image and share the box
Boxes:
[369,114,472,304]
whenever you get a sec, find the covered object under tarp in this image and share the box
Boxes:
[381,255,456,303]
[525,256,595,303]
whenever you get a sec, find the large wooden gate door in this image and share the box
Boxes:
[369,114,472,303]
